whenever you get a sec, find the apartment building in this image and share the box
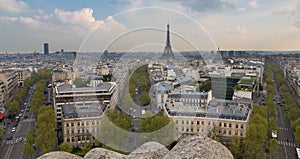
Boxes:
[53,82,116,124]
[0,70,18,106]
[164,98,251,140]
[62,102,106,146]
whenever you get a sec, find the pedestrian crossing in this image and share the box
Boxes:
[278,140,297,147]
[279,127,290,131]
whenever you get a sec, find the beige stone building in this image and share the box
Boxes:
[0,70,18,106]
[62,102,106,146]
[13,68,31,86]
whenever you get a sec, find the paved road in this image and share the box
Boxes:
[273,73,298,159]
[0,84,37,159]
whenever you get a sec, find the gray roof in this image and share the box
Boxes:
[156,82,172,91]
[62,102,106,119]
[165,98,251,121]
[57,82,113,93]
[168,92,208,99]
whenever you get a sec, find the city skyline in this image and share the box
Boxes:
[1,0,300,52]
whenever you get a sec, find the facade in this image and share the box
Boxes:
[62,102,106,146]
[0,80,5,109]
[0,70,18,106]
[164,98,251,140]
[53,82,116,124]
[13,68,31,86]
[52,67,72,83]
[44,43,49,55]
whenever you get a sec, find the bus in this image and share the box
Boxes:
[296,148,300,159]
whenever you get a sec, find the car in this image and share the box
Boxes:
[19,113,23,117]
[11,127,16,133]
[24,115,28,119]
[21,109,24,113]
[7,134,13,140]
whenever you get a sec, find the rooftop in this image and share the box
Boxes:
[165,98,251,121]
[62,102,106,119]
[57,82,114,93]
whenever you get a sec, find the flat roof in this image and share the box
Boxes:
[57,82,113,93]
[165,98,251,121]
[62,102,106,119]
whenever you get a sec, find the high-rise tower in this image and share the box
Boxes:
[162,23,175,58]
[44,43,49,55]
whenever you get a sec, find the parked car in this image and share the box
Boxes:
[11,127,16,133]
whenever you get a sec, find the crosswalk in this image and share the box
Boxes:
[278,140,297,147]
[279,127,290,131]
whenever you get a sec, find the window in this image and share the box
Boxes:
[191,121,193,125]
[224,123,227,127]
[208,121,210,126]
[82,129,84,133]
[197,121,200,125]
[77,129,80,134]
[182,121,184,124]
[240,131,244,137]
[71,122,74,127]
[236,124,238,128]
[186,121,189,124]
[71,137,74,142]
[77,122,80,126]
[66,138,70,142]
[241,124,244,129]
[223,130,227,135]
[219,122,222,127]
[201,121,204,125]
[197,128,199,132]
[66,123,69,127]
[92,121,95,125]
[86,121,89,125]
[176,120,178,124]
[229,123,232,128]
[186,128,189,132]
[229,130,232,135]
[78,137,81,141]
[66,130,69,134]
[235,130,238,136]
[181,127,184,132]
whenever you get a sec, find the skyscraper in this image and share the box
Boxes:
[162,23,175,59]
[44,43,49,55]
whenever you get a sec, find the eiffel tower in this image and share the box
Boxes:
[162,23,175,59]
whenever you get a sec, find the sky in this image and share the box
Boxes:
[1,0,300,53]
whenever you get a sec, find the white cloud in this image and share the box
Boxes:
[54,8,104,32]
[19,17,44,29]
[273,4,296,16]
[0,16,18,22]
[229,25,248,34]
[249,0,259,8]
[0,0,28,13]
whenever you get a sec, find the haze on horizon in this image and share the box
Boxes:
[1,0,300,53]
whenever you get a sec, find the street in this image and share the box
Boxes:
[0,84,37,159]
[273,73,298,159]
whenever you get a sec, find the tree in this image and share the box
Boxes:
[35,106,57,154]
[139,92,151,106]
[266,138,278,159]
[228,136,243,159]
[59,142,72,153]
[23,128,36,158]
[73,78,89,87]
[0,128,4,138]
[7,100,19,113]
[295,125,300,143]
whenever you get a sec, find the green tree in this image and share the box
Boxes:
[7,100,19,113]
[228,136,243,159]
[266,138,278,159]
[59,142,72,153]
[139,92,151,106]
[295,125,300,143]
[0,128,4,138]
[35,106,57,154]
[23,128,36,158]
